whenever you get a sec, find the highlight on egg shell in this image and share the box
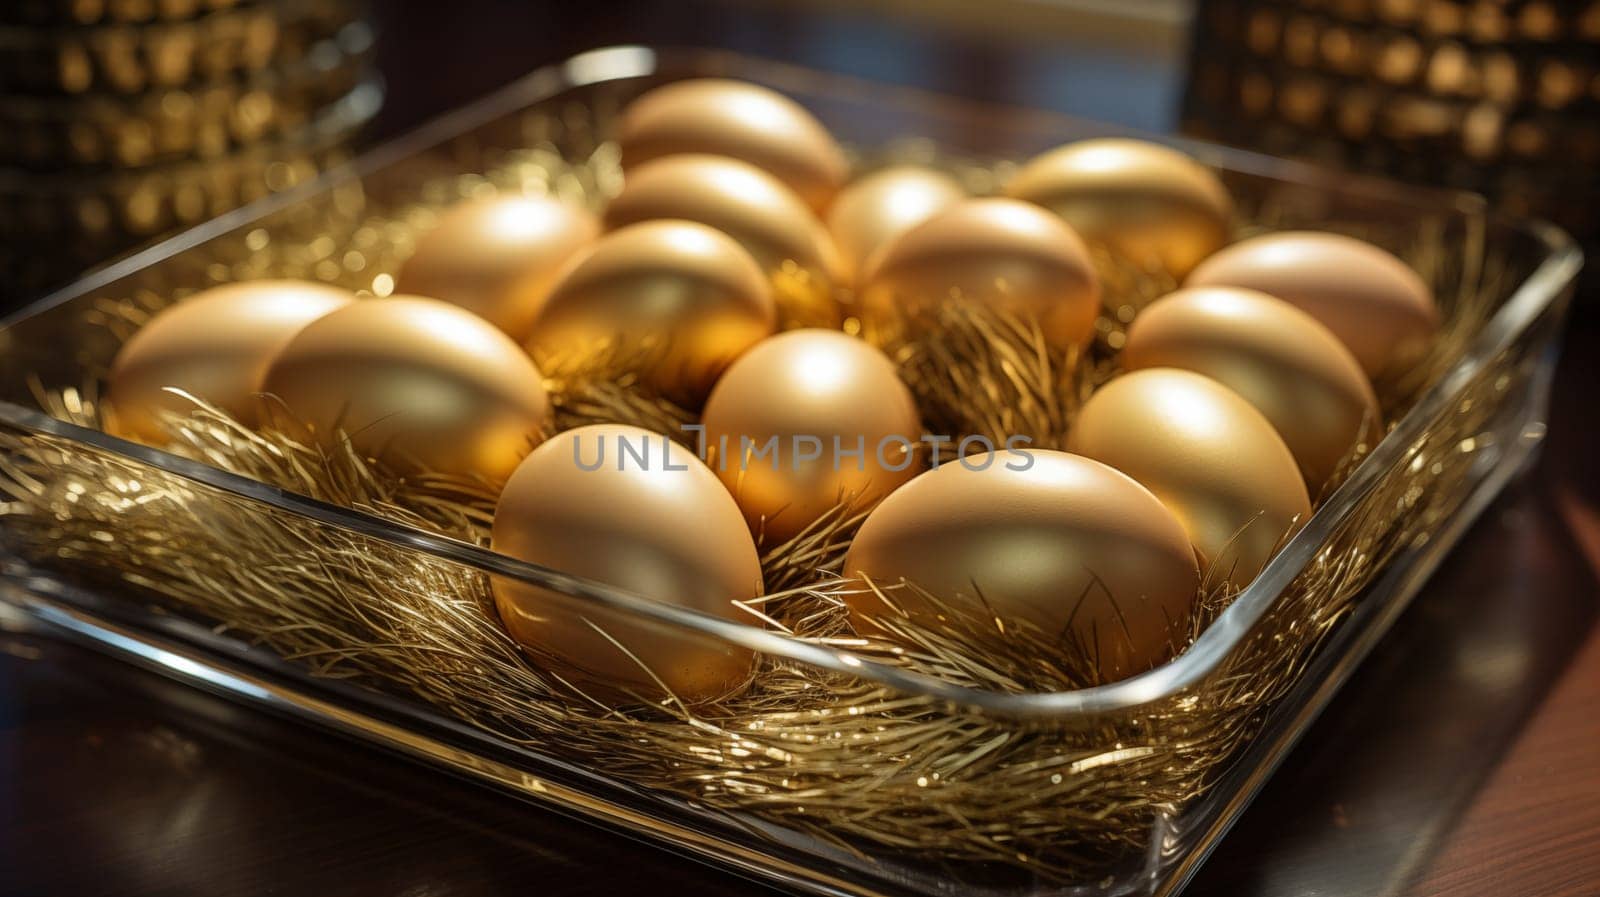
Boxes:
[1185,230,1439,379]
[1123,286,1381,492]
[603,153,844,288]
[616,78,848,213]
[524,218,777,406]
[259,294,551,482]
[105,279,355,447]
[394,194,598,342]
[700,328,923,545]
[1067,368,1310,590]
[842,449,1201,683]
[491,423,764,704]
[1005,137,1234,279]
[858,197,1102,351]
[825,165,965,285]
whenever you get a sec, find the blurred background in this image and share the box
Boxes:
[3,0,1595,306]
[0,0,379,301]
[1,4,1597,897]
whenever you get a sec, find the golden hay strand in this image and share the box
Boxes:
[0,284,1514,883]
[0,121,1520,885]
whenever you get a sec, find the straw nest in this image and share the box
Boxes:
[0,103,1522,886]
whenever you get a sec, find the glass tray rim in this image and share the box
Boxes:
[0,45,1584,720]
[0,387,1550,897]
[0,574,892,897]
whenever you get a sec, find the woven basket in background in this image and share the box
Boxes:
[1183,0,1599,268]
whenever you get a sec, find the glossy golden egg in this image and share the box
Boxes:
[1123,287,1381,491]
[858,197,1101,350]
[603,154,843,287]
[260,295,551,481]
[843,449,1201,682]
[1067,368,1310,589]
[491,423,763,703]
[1185,231,1439,379]
[1005,138,1233,278]
[701,329,923,546]
[394,194,598,341]
[525,219,776,405]
[105,279,354,446]
[616,78,848,212]
[825,165,965,284]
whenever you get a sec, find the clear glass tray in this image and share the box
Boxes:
[0,45,1583,897]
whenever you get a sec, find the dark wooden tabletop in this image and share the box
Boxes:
[3,3,1599,896]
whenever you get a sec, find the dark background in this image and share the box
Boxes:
[366,1,1189,137]
[3,2,1598,896]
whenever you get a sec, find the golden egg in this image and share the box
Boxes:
[603,154,843,288]
[1067,368,1310,589]
[105,279,353,445]
[843,449,1200,682]
[617,78,848,212]
[1005,138,1234,278]
[394,194,598,342]
[260,295,551,481]
[1185,231,1439,379]
[491,423,763,703]
[1123,287,1381,491]
[701,329,923,546]
[526,219,777,405]
[858,197,1101,350]
[825,165,965,284]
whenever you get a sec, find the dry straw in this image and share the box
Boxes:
[0,117,1520,886]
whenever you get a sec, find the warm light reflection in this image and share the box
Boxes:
[1250,240,1304,269]
[1022,452,1097,490]
[661,220,725,257]
[1189,288,1256,320]
[1068,143,1135,174]
[1151,378,1231,436]
[725,93,787,132]
[401,300,515,357]
[983,199,1050,236]
[793,341,854,396]
[486,197,564,241]
[706,163,771,200]
[885,181,949,219]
